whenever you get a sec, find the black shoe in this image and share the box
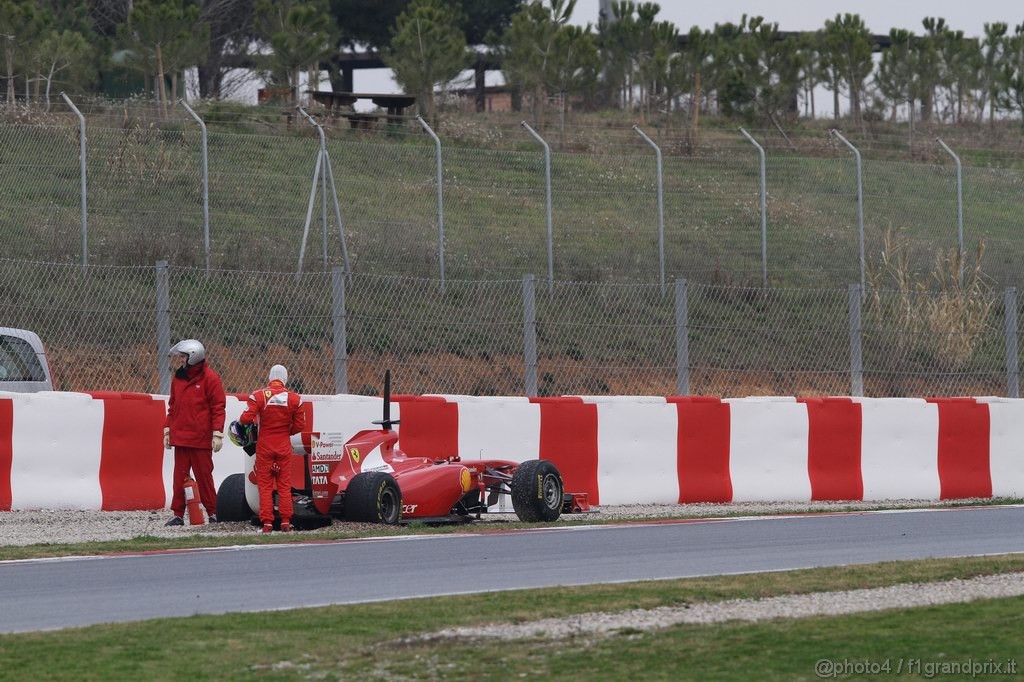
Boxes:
[165,516,184,527]
[208,514,219,523]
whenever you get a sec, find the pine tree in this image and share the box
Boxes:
[822,13,873,126]
[255,0,336,105]
[119,0,206,115]
[384,0,469,122]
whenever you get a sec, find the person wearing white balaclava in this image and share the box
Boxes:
[238,364,305,533]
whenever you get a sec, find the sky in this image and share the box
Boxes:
[575,0,1020,38]
[242,1,1024,108]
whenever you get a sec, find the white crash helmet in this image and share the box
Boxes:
[169,339,206,366]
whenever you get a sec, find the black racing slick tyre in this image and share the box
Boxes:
[345,472,402,524]
[511,460,563,522]
[216,473,252,522]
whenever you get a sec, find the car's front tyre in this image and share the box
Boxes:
[511,460,563,522]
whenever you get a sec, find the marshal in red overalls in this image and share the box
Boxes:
[239,365,305,531]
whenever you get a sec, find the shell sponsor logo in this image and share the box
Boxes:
[460,467,473,493]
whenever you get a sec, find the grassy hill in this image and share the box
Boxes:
[0,104,1020,396]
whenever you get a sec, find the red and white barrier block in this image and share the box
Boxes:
[385,394,1024,506]
[0,391,247,511]
[2,392,1024,511]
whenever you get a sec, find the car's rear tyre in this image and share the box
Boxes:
[345,472,402,524]
[216,473,252,522]
[511,460,563,522]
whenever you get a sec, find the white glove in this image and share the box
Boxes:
[212,431,223,453]
[163,427,171,450]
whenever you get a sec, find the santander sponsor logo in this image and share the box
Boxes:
[310,431,346,462]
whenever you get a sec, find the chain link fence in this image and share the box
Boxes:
[4,121,1024,289]
[2,117,1022,398]
[0,259,1016,398]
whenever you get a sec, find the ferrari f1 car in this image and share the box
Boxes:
[215,372,587,527]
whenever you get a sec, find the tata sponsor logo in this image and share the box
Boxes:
[311,475,328,486]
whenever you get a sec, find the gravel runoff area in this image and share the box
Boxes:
[0,498,1008,547]
[412,572,1024,642]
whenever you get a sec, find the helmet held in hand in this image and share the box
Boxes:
[228,420,258,455]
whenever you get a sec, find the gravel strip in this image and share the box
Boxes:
[412,572,1024,641]
[0,499,1006,547]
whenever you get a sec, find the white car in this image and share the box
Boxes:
[0,327,54,392]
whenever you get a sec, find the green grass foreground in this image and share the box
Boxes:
[0,555,1022,680]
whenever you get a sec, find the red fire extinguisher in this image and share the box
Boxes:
[184,478,205,525]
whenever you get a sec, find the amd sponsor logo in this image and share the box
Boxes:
[311,463,330,474]
[311,475,328,486]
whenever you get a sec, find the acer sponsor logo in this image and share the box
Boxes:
[311,475,328,486]
[401,504,418,515]
[311,463,330,474]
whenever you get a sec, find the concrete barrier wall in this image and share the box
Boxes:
[1,391,1023,511]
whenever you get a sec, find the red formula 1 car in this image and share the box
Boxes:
[215,372,587,527]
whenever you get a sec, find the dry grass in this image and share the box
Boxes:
[866,228,996,373]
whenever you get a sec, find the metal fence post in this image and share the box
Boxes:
[936,138,965,286]
[322,152,352,282]
[632,125,665,295]
[849,283,864,397]
[831,130,865,297]
[156,260,171,395]
[739,127,768,288]
[675,278,690,395]
[296,149,322,277]
[60,92,87,267]
[295,107,350,280]
[178,100,211,274]
[332,267,348,394]
[1006,287,1019,399]
[521,122,554,293]
[523,274,538,396]
[417,116,446,292]
[297,107,329,269]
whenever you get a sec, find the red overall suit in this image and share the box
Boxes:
[240,379,305,526]
[165,362,225,518]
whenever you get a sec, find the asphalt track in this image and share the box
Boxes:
[2,506,1023,634]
